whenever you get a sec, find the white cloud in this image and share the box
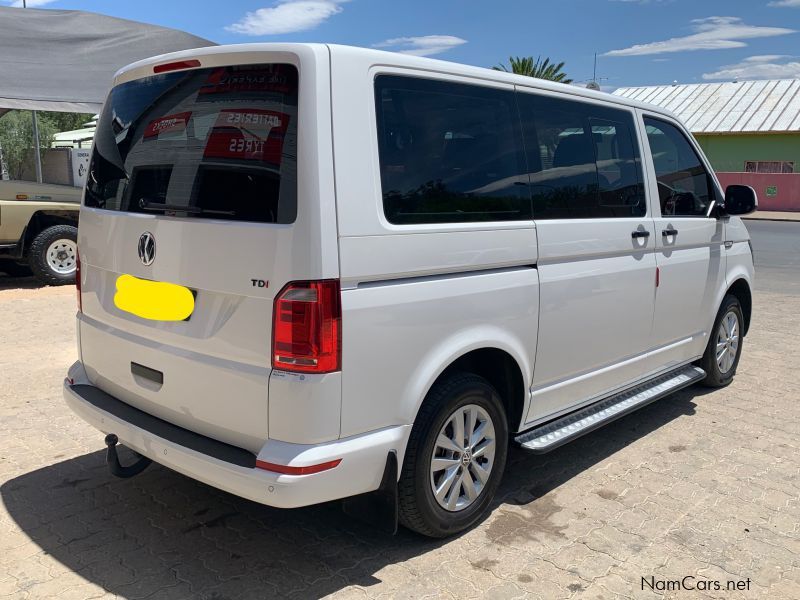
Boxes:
[604,16,795,56]
[769,0,800,6]
[226,0,346,36]
[702,54,800,80]
[8,0,57,6]
[373,35,467,57]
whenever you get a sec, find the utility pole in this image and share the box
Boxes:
[22,0,44,183]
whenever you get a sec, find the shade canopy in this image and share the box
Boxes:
[0,6,215,115]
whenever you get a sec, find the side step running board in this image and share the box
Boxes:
[515,365,706,453]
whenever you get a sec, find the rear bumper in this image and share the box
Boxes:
[63,361,409,509]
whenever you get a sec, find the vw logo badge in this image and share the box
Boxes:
[138,232,156,266]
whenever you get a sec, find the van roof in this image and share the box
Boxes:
[114,43,680,123]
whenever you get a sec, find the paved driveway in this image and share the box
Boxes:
[1,279,798,599]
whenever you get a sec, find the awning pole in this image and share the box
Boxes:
[31,110,43,184]
[21,0,43,184]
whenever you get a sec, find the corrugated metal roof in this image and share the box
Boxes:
[613,79,800,134]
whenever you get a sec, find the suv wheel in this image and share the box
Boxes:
[699,294,744,387]
[28,224,78,286]
[398,372,508,538]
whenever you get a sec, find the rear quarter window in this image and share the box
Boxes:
[374,75,531,225]
[85,63,298,224]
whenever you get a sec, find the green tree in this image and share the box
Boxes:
[0,110,93,180]
[493,56,573,84]
[47,111,95,133]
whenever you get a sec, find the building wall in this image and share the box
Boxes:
[694,133,800,173]
[716,172,800,212]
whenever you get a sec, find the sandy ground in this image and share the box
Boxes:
[1,276,798,599]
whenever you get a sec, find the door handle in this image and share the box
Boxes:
[662,228,679,236]
[631,230,650,239]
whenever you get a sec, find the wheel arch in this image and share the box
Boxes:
[21,210,79,255]
[439,348,528,435]
[726,278,752,336]
[407,334,532,437]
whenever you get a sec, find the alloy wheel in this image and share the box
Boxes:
[716,310,740,374]
[429,404,496,512]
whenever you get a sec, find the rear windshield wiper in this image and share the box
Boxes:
[138,198,235,216]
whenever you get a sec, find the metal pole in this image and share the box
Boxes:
[31,110,43,183]
[21,0,43,183]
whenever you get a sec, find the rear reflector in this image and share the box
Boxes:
[255,459,342,475]
[153,59,201,74]
[76,248,82,313]
[272,280,341,373]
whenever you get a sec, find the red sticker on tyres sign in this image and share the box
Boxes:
[203,109,290,167]
[143,112,191,138]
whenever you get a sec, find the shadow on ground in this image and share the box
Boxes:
[2,387,710,599]
[0,273,42,291]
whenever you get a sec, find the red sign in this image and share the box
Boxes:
[143,112,191,139]
[198,66,295,96]
[203,109,290,167]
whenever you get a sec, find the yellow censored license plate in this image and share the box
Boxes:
[114,274,195,321]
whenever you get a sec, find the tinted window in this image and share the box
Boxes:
[375,76,530,224]
[86,64,298,224]
[644,117,714,217]
[517,93,645,219]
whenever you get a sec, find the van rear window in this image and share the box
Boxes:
[85,64,298,224]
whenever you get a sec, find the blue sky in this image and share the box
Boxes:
[9,0,800,90]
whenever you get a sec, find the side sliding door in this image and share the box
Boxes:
[517,89,659,425]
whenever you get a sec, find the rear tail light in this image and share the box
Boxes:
[272,280,341,373]
[76,248,82,313]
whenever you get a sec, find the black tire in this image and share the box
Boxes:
[27,224,78,286]
[698,294,744,387]
[0,260,32,278]
[398,372,508,538]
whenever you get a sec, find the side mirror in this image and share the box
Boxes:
[722,185,758,216]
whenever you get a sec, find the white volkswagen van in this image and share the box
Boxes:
[64,44,756,537]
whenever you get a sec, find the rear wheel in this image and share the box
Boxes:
[699,295,744,387]
[28,224,78,286]
[398,373,508,538]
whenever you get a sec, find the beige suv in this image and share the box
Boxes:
[0,180,80,285]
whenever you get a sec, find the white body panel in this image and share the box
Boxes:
[528,219,657,423]
[64,43,754,510]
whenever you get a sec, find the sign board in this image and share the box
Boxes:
[766,185,778,198]
[70,148,91,188]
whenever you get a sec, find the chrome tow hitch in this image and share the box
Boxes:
[104,434,152,478]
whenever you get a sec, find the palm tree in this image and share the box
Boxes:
[493,56,573,84]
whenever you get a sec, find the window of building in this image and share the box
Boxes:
[744,161,794,174]
[644,117,715,217]
[516,92,645,219]
[374,75,530,225]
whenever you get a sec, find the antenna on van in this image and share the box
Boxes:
[585,53,607,91]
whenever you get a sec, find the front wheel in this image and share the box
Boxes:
[28,224,78,286]
[398,373,508,538]
[699,294,744,387]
